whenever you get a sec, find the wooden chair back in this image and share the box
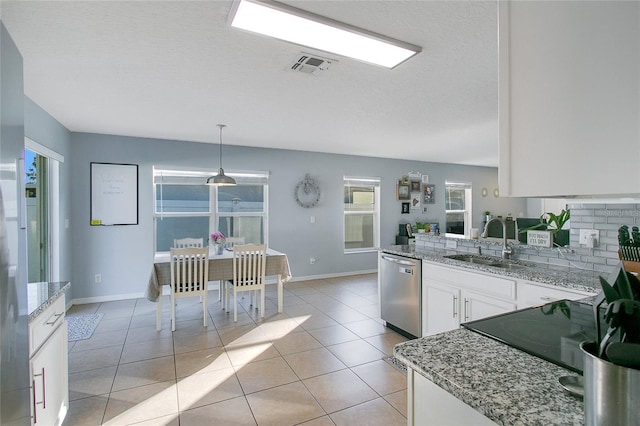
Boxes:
[232,244,266,290]
[170,247,209,295]
[173,237,204,248]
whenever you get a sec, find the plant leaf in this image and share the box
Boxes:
[600,276,621,303]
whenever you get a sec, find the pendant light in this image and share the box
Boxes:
[206,124,236,186]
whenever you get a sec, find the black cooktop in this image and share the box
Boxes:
[462,299,601,374]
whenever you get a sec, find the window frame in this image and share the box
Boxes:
[444,181,472,238]
[153,168,269,251]
[343,176,381,254]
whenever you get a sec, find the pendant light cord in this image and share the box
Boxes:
[218,124,226,170]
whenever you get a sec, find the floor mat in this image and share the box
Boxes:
[383,355,408,374]
[66,313,104,341]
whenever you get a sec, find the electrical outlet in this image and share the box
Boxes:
[579,229,599,246]
[309,257,316,265]
[95,274,101,283]
[310,216,315,224]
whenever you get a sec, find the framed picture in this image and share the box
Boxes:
[401,202,410,214]
[423,184,435,204]
[410,180,421,192]
[397,181,410,200]
[422,207,429,214]
[411,193,421,210]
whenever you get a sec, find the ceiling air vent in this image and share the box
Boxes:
[291,53,335,75]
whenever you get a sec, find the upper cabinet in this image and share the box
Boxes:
[498,1,640,197]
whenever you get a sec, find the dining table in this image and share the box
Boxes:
[146,248,292,330]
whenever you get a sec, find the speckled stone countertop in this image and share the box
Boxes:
[27,281,70,322]
[395,328,584,425]
[382,245,600,294]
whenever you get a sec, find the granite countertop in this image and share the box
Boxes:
[27,281,71,322]
[382,245,600,294]
[394,328,584,425]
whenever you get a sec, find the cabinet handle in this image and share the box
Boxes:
[45,312,63,326]
[464,298,469,321]
[33,368,46,410]
[452,296,458,318]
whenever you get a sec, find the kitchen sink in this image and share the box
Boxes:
[486,262,526,270]
[444,254,527,270]
[444,254,498,265]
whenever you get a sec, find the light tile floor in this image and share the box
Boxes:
[64,273,409,426]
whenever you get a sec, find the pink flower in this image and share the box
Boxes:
[210,231,226,244]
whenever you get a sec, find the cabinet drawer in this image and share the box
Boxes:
[30,296,66,355]
[519,282,594,307]
[424,262,516,301]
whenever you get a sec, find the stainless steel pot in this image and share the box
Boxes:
[581,342,640,426]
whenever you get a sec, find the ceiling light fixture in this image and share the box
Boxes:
[206,124,236,186]
[228,0,421,69]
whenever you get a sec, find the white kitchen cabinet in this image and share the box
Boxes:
[423,284,460,336]
[407,367,497,426]
[29,296,68,426]
[518,280,595,309]
[422,261,517,336]
[498,1,640,197]
[31,322,68,426]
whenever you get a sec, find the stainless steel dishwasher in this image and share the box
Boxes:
[380,253,421,338]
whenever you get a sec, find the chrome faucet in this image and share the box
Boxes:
[481,217,513,259]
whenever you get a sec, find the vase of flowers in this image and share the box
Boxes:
[210,231,226,255]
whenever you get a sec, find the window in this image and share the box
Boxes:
[154,169,268,252]
[25,149,49,282]
[25,138,64,283]
[445,182,472,237]
[344,176,380,252]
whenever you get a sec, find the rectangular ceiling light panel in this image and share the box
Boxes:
[229,0,421,68]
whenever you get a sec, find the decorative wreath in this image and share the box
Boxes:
[295,174,321,208]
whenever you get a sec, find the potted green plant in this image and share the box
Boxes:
[519,209,570,246]
[415,221,427,233]
[484,211,492,222]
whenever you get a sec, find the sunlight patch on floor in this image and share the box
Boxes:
[103,315,310,423]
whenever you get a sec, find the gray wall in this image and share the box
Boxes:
[69,132,527,301]
[24,97,72,282]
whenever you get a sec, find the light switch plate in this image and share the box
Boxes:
[579,229,599,245]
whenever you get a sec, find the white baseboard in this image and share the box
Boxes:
[69,270,378,306]
[288,269,376,282]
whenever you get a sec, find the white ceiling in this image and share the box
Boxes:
[1,0,499,167]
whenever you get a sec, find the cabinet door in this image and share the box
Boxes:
[462,291,517,323]
[423,284,461,336]
[31,322,68,426]
[498,1,640,197]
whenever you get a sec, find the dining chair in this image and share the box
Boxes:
[224,236,245,249]
[169,247,209,331]
[217,237,245,301]
[225,244,266,322]
[173,237,204,248]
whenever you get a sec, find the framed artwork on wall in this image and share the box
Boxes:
[423,184,435,204]
[410,180,421,192]
[411,193,421,210]
[397,181,410,200]
[401,202,410,214]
